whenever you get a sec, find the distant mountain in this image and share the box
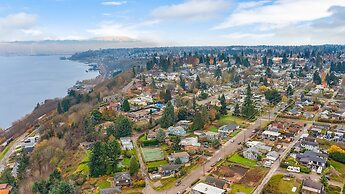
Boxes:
[0,36,155,56]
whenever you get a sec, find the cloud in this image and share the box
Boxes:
[0,12,41,41]
[101,1,127,6]
[214,0,345,30]
[151,0,231,21]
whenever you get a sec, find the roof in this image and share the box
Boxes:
[171,152,190,158]
[100,187,122,194]
[0,184,8,190]
[160,164,181,171]
[205,176,226,189]
[303,178,323,190]
[262,130,281,137]
[192,183,226,194]
[114,172,131,181]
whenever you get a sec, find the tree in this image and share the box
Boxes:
[105,140,121,174]
[320,175,328,187]
[160,101,175,128]
[164,89,172,103]
[17,153,29,180]
[175,157,182,164]
[233,103,241,116]
[242,84,256,119]
[171,136,181,151]
[156,129,166,142]
[326,72,339,86]
[49,181,75,194]
[290,72,294,79]
[179,75,186,90]
[196,75,201,89]
[150,77,156,89]
[218,94,227,115]
[57,102,63,114]
[313,71,322,85]
[129,156,140,176]
[214,66,222,79]
[191,111,204,131]
[286,85,294,96]
[265,89,282,105]
[177,108,187,120]
[121,99,130,112]
[89,142,106,177]
[90,109,103,125]
[0,168,15,186]
[115,115,133,138]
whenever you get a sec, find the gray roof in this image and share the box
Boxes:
[303,178,323,190]
[100,187,122,194]
[205,176,226,189]
[160,164,181,171]
[114,172,131,181]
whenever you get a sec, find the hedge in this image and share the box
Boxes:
[140,139,159,146]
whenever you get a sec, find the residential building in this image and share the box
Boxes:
[301,178,325,194]
[243,147,261,161]
[119,137,134,150]
[168,152,190,164]
[114,172,131,187]
[167,126,186,136]
[0,184,12,194]
[158,164,181,177]
[262,130,281,141]
[205,176,227,189]
[191,183,226,194]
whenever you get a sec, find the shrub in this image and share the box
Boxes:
[133,180,146,188]
[148,167,158,173]
[140,139,159,146]
[330,152,345,163]
[300,166,311,174]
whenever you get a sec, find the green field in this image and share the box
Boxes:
[146,160,168,168]
[231,183,255,194]
[0,140,16,160]
[208,126,218,132]
[154,177,177,191]
[142,147,164,162]
[330,159,345,174]
[216,114,248,127]
[263,174,301,194]
[74,150,91,175]
[228,152,257,168]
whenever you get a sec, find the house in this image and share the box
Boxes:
[179,137,201,147]
[100,187,122,194]
[167,126,186,136]
[262,130,281,141]
[204,131,220,141]
[300,139,319,152]
[191,183,226,194]
[266,151,279,161]
[218,123,238,137]
[245,141,272,153]
[114,172,131,187]
[119,137,134,150]
[205,176,227,189]
[243,147,261,161]
[168,152,190,164]
[301,178,325,194]
[21,135,39,153]
[158,164,181,177]
[0,184,12,194]
[296,151,328,172]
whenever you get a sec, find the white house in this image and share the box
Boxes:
[191,183,226,194]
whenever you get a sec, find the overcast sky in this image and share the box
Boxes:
[1,0,345,46]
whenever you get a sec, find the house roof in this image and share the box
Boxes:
[160,164,181,171]
[100,187,122,194]
[262,130,281,137]
[114,172,131,181]
[171,152,190,158]
[205,176,226,189]
[302,178,323,191]
[192,183,226,194]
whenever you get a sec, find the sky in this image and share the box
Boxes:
[1,0,345,46]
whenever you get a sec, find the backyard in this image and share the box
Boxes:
[263,174,301,194]
[216,114,248,127]
[228,152,257,168]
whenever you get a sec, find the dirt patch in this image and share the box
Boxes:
[239,168,267,187]
[229,165,249,176]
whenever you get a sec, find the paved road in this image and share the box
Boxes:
[140,105,280,194]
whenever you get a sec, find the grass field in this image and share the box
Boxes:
[208,126,218,132]
[228,152,257,168]
[230,183,255,194]
[98,179,111,189]
[142,147,164,162]
[263,174,301,194]
[146,160,168,168]
[330,159,345,174]
[230,129,241,137]
[74,150,91,175]
[0,140,16,160]
[326,184,341,194]
[216,114,248,127]
[154,177,177,191]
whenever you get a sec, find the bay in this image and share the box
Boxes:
[0,55,98,129]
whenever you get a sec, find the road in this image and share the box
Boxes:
[140,105,280,194]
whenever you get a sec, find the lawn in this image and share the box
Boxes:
[330,159,345,174]
[122,158,131,167]
[154,177,177,191]
[216,114,248,127]
[230,129,241,137]
[0,140,16,160]
[263,174,301,194]
[228,152,257,168]
[74,150,91,175]
[98,179,111,189]
[326,185,342,194]
[146,160,168,168]
[208,126,218,132]
[230,183,255,194]
[142,147,164,162]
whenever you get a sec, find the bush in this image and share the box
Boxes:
[140,139,159,146]
[133,180,146,188]
[148,167,158,173]
[280,163,288,168]
[300,166,311,174]
[330,152,345,163]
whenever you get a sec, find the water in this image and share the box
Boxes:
[0,55,99,129]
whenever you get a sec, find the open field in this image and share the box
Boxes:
[228,152,257,168]
[216,115,248,127]
[263,174,301,194]
[230,183,255,194]
[142,147,164,162]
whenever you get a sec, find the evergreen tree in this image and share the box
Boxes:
[262,56,267,66]
[121,99,130,112]
[129,156,139,176]
[164,89,172,103]
[233,103,240,116]
[179,75,186,90]
[177,107,187,120]
[115,115,133,138]
[132,66,136,77]
[89,142,106,177]
[286,85,294,96]
[49,181,75,194]
[219,94,227,115]
[156,129,166,142]
[150,77,156,89]
[196,75,201,89]
[242,84,256,119]
[290,72,294,79]
[191,111,204,131]
[57,102,63,114]
[265,89,282,105]
[326,72,339,86]
[160,101,175,128]
[214,66,222,80]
